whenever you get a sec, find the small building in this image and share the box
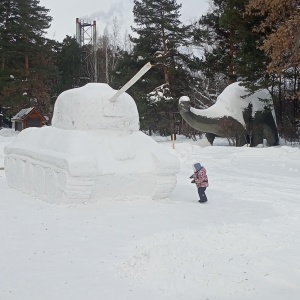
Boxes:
[12,107,46,131]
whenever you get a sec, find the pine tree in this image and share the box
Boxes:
[194,0,268,85]
[0,0,57,117]
[113,0,195,135]
[132,0,192,92]
[56,36,81,93]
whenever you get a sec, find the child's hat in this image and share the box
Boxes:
[193,163,202,172]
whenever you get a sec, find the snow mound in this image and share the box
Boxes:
[0,128,19,137]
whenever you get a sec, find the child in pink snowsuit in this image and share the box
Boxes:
[190,162,209,203]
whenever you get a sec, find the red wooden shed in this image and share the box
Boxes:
[12,107,46,131]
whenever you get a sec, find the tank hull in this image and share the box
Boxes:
[4,126,179,203]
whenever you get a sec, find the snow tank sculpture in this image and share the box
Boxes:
[4,64,179,203]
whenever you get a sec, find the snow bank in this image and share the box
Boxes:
[0,129,18,168]
[4,84,179,203]
[0,128,19,138]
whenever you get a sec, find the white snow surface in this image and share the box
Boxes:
[188,82,272,126]
[1,129,300,300]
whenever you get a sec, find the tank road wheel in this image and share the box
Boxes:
[56,171,67,201]
[5,157,16,188]
[24,161,33,194]
[32,164,46,198]
[45,168,59,203]
[15,159,26,192]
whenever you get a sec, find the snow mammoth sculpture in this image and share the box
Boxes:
[179,82,279,147]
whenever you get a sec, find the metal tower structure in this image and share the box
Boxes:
[76,18,97,83]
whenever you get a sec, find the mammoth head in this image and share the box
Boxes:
[179,96,191,112]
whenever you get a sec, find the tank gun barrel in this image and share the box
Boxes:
[109,62,152,102]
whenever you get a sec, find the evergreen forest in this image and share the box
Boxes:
[0,0,299,143]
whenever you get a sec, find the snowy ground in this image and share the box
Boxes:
[1,129,300,300]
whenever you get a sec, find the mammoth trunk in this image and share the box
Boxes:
[179,106,231,137]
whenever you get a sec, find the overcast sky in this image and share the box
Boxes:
[39,0,210,42]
